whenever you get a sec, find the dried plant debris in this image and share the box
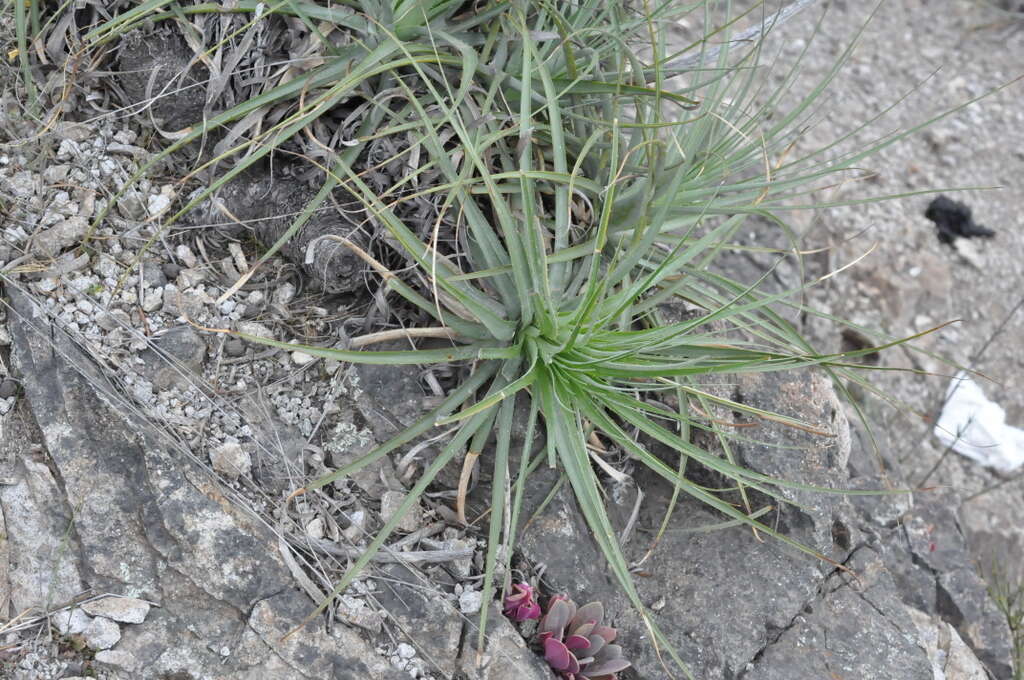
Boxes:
[189,164,370,294]
[114,30,210,135]
[924,195,996,245]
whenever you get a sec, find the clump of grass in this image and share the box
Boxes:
[17,0,1014,676]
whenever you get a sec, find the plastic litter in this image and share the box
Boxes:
[934,372,1024,472]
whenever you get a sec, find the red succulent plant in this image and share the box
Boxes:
[502,582,541,622]
[537,595,631,680]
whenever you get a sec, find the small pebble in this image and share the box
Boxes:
[99,158,118,177]
[162,262,181,279]
[141,288,163,312]
[43,164,70,183]
[458,589,482,615]
[52,608,92,636]
[210,441,252,479]
[94,255,120,279]
[176,267,206,289]
[305,517,325,540]
[175,245,197,269]
[236,321,273,340]
[141,264,166,289]
[380,490,421,533]
[81,596,151,624]
[113,129,137,145]
[273,282,296,306]
[224,338,246,357]
[147,192,171,216]
[95,309,130,332]
[82,616,121,651]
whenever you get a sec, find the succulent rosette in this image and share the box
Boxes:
[502,582,541,622]
[538,595,631,679]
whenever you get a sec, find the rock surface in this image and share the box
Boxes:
[5,288,405,680]
[880,489,1014,678]
[516,370,1009,679]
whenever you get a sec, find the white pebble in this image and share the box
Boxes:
[291,350,316,366]
[458,589,482,615]
[175,245,197,269]
[147,192,170,216]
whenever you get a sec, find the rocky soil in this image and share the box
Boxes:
[0,1,1022,679]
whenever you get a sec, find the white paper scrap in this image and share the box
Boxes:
[934,372,1024,472]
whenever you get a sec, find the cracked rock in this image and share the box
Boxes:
[516,369,859,678]
[741,547,932,679]
[883,489,1014,678]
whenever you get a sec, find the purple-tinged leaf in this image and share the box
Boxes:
[583,657,632,675]
[518,600,541,620]
[592,625,617,643]
[543,638,572,671]
[594,644,624,662]
[565,634,591,651]
[540,597,573,639]
[569,601,603,631]
[572,621,595,639]
[585,633,607,657]
[502,583,540,621]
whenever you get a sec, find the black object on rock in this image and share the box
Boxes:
[925,195,995,245]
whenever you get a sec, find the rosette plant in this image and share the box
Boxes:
[539,596,630,679]
[30,0,1001,676]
